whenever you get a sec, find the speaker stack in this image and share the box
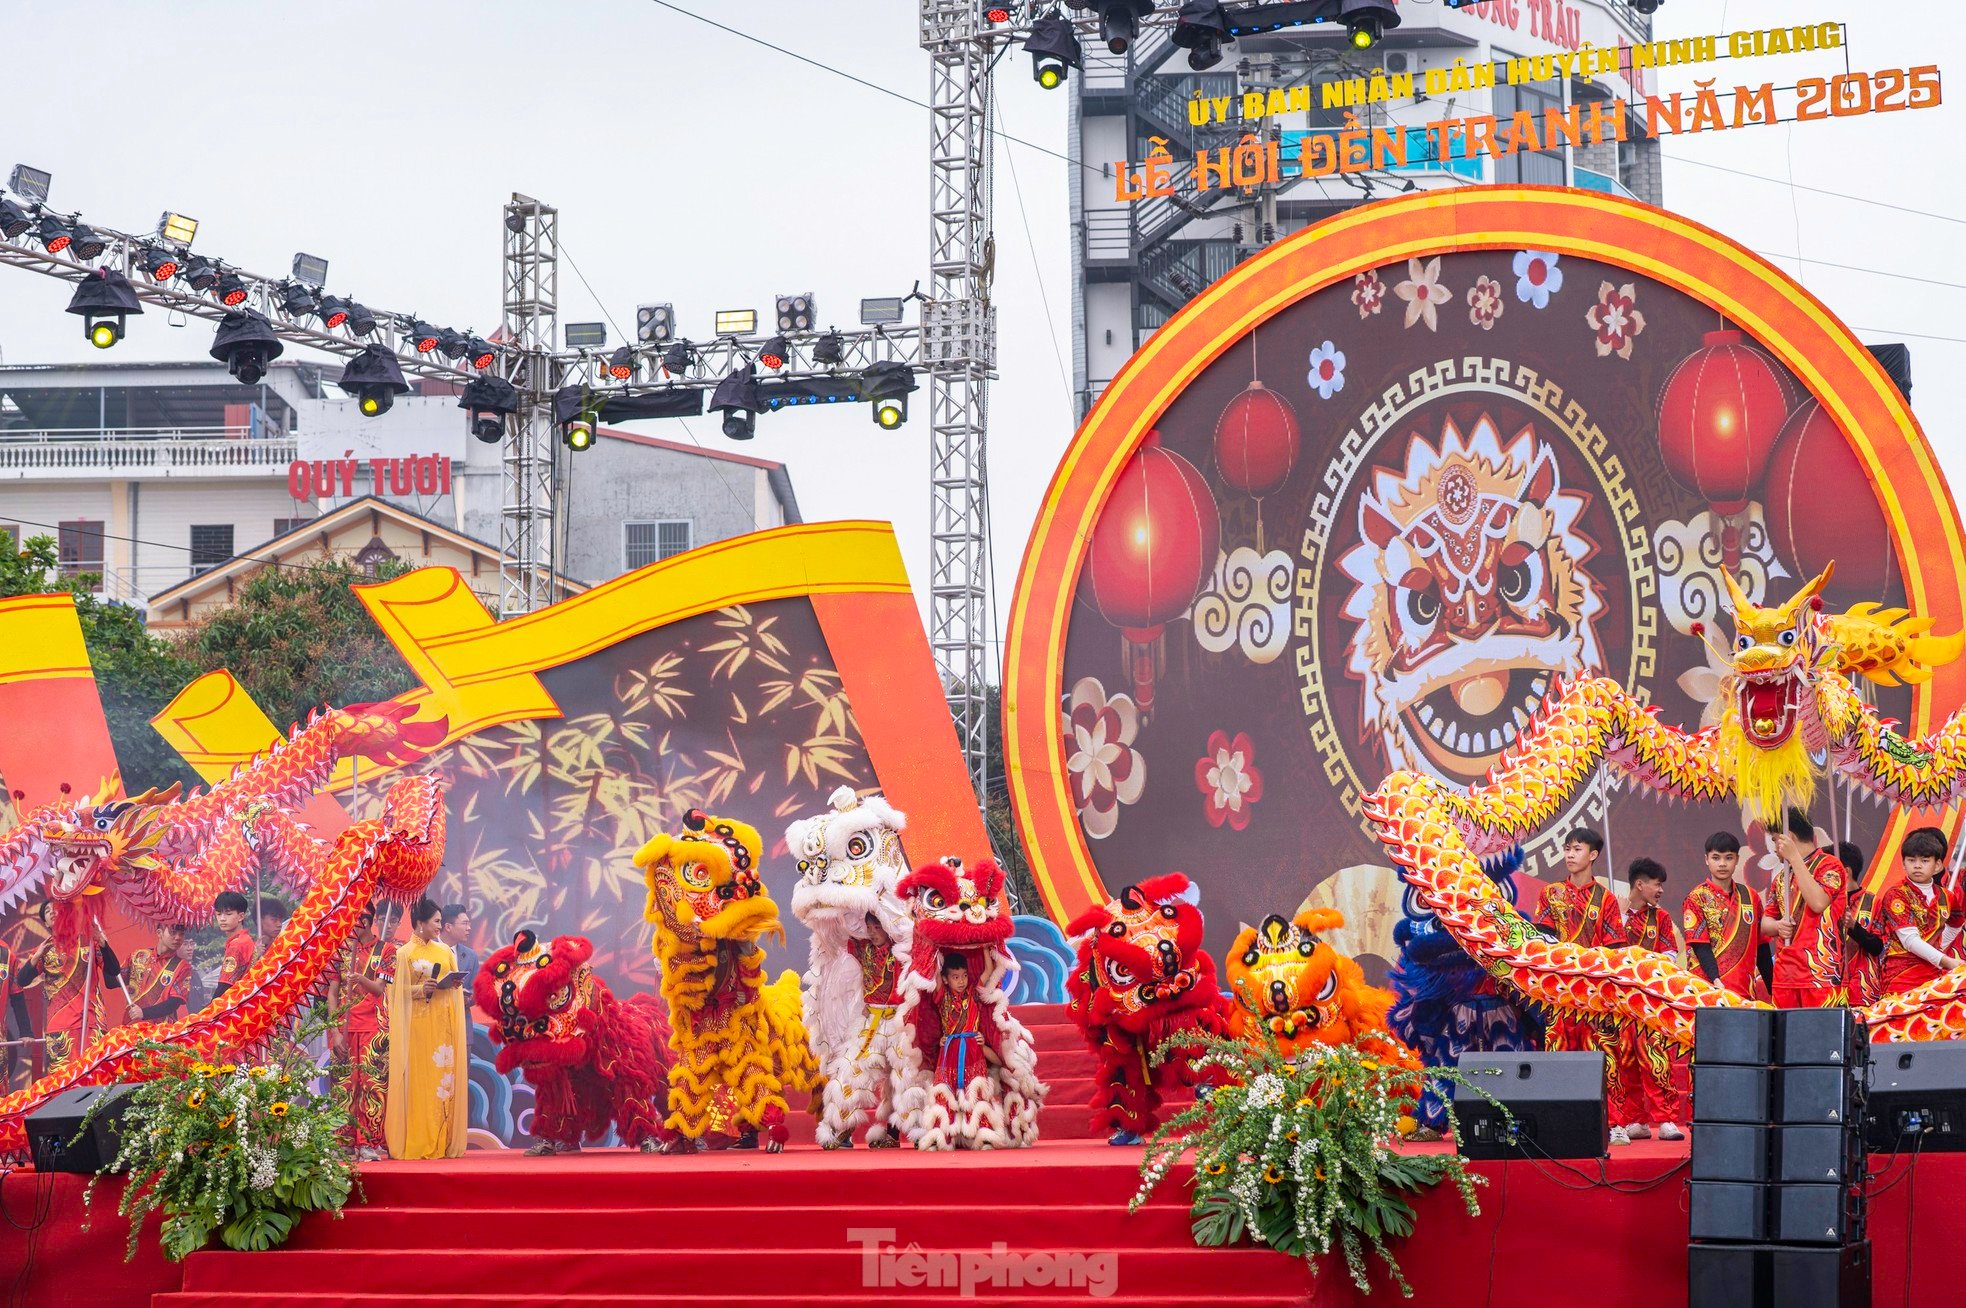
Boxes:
[1687,1008,1870,1308]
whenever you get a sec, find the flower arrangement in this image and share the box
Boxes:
[1130,1032,1500,1297]
[85,1015,356,1261]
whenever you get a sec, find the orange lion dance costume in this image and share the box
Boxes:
[1224,909,1419,1072]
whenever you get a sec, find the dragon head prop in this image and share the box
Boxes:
[637,808,784,946]
[1226,908,1397,1048]
[476,930,600,1072]
[898,856,1011,953]
[1065,873,1219,1033]
[787,785,910,938]
[17,781,180,936]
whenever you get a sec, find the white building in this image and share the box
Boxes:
[0,359,800,616]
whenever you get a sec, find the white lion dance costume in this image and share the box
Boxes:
[787,786,914,1149]
[890,857,1045,1149]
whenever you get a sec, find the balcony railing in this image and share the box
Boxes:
[0,427,297,480]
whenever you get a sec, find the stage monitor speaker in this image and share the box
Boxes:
[1692,1123,1769,1183]
[1778,1009,1868,1069]
[1778,1066,1863,1126]
[1774,1182,1865,1245]
[1863,1040,1966,1152]
[1694,1064,1773,1125]
[1690,1242,1872,1308]
[1455,1052,1606,1160]
[1695,1007,1775,1066]
[24,1083,137,1175]
[1689,1182,1769,1242]
[1774,1125,1863,1186]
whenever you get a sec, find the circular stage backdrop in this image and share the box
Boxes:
[1006,187,1966,974]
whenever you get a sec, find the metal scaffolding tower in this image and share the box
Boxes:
[920,1,1003,804]
[499,195,560,618]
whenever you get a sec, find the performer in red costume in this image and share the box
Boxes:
[1531,828,1634,1139]
[932,954,988,1089]
[1877,826,1966,996]
[1618,859,1687,1143]
[1682,831,1769,999]
[1766,808,1849,1009]
[121,921,191,1025]
[14,902,123,1070]
[213,891,255,996]
[327,902,394,1160]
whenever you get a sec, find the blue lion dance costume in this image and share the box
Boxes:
[1387,846,1545,1132]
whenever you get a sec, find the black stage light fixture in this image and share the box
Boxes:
[180,255,220,291]
[67,222,106,261]
[460,375,521,444]
[1630,0,1661,11]
[435,328,471,362]
[661,341,696,377]
[861,360,919,430]
[466,337,496,370]
[337,343,412,418]
[280,282,319,319]
[1079,0,1152,54]
[636,303,675,344]
[209,310,284,385]
[407,320,441,354]
[0,198,30,239]
[563,412,598,452]
[67,267,143,350]
[8,164,52,204]
[710,364,761,440]
[607,346,637,381]
[759,335,790,369]
[1342,0,1399,48]
[504,210,526,235]
[138,245,180,283]
[1025,16,1081,89]
[36,213,73,254]
[215,270,250,307]
[346,303,379,336]
[813,331,846,367]
[1172,0,1232,70]
[985,4,1013,21]
[776,293,816,332]
[317,294,350,329]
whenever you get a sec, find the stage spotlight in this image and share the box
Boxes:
[157,212,199,246]
[215,271,250,307]
[776,293,816,332]
[317,294,350,329]
[67,267,143,350]
[713,309,756,337]
[759,335,789,369]
[291,252,329,287]
[1630,0,1661,11]
[7,164,51,205]
[661,341,695,377]
[435,328,471,361]
[347,303,379,336]
[1083,1,1152,53]
[636,303,675,344]
[460,375,521,444]
[407,320,442,353]
[813,331,845,367]
[138,246,180,283]
[861,360,918,431]
[466,337,496,370]
[181,256,220,291]
[985,5,1012,21]
[36,213,73,254]
[563,413,598,452]
[872,395,907,429]
[607,346,637,381]
[1025,16,1081,88]
[280,282,319,319]
[565,322,607,349]
[1342,0,1399,48]
[1172,0,1231,69]
[338,344,411,417]
[710,364,761,440]
[504,210,526,235]
[0,199,29,239]
[68,223,106,261]
[209,310,284,385]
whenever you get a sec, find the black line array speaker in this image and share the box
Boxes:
[1688,1242,1871,1308]
[1454,1051,1607,1160]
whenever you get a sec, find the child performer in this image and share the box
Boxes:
[1877,826,1966,996]
[122,922,191,1026]
[1765,808,1849,1009]
[1532,828,1632,1135]
[213,891,256,997]
[1839,842,1885,1006]
[1682,832,1769,1000]
[934,954,990,1091]
[1618,859,1687,1144]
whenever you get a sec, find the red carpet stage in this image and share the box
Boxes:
[2,1005,1952,1307]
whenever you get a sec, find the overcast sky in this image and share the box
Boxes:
[1,1,1961,660]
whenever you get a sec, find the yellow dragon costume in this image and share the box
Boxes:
[636,807,819,1152]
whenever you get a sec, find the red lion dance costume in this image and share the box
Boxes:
[476,931,680,1155]
[1066,873,1233,1144]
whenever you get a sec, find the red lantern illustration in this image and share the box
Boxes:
[1213,380,1300,551]
[1764,399,1895,596]
[1085,431,1221,718]
[1657,328,1793,567]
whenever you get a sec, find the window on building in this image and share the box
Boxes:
[57,520,104,580]
[624,520,692,570]
[272,517,312,539]
[1493,78,1566,186]
[0,523,16,553]
[190,524,235,575]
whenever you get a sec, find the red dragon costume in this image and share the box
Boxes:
[476,931,680,1155]
[888,857,1044,1150]
[1066,873,1233,1144]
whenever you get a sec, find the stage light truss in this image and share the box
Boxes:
[553,327,923,389]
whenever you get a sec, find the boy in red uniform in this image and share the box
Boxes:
[1682,831,1769,999]
[122,922,192,1026]
[1839,842,1886,1007]
[213,891,256,997]
[1765,808,1849,1009]
[1877,826,1965,995]
[1619,859,1687,1143]
[1532,828,1634,1139]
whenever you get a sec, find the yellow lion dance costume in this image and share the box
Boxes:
[636,807,819,1152]
[1225,909,1419,1072]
